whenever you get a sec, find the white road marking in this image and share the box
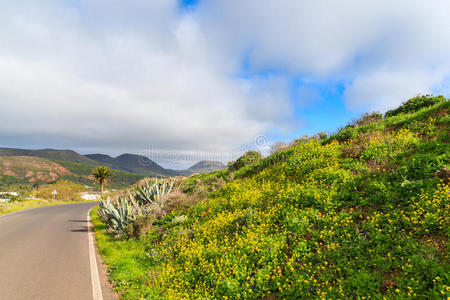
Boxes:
[87,208,104,300]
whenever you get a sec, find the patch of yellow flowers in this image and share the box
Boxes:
[142,128,448,299]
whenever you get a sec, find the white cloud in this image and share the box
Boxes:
[196,0,450,109]
[0,0,293,162]
[344,68,442,112]
[1,0,449,167]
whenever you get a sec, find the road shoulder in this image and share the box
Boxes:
[88,207,119,300]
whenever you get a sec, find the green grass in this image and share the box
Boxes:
[92,98,449,299]
[0,199,96,216]
[90,206,154,299]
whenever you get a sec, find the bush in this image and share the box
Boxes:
[0,193,20,202]
[228,151,262,172]
[127,215,155,238]
[270,142,288,154]
[351,112,383,126]
[385,95,446,117]
[33,179,84,201]
[317,132,328,140]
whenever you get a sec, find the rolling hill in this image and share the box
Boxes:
[0,155,144,189]
[92,95,449,299]
[0,148,98,165]
[186,160,226,173]
[84,153,178,177]
[0,149,228,188]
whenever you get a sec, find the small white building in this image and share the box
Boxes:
[0,192,19,202]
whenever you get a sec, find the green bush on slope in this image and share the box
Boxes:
[95,96,449,299]
[228,151,263,172]
[385,94,446,117]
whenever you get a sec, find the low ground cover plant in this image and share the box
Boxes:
[93,96,449,299]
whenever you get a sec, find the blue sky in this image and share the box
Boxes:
[0,0,449,168]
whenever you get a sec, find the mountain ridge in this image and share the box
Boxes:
[0,148,227,178]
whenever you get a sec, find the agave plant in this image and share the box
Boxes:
[98,197,134,235]
[134,179,174,207]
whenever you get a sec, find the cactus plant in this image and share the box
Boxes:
[98,197,134,235]
[134,179,174,207]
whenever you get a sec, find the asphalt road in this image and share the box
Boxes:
[0,202,102,300]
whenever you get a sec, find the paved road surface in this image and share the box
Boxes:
[0,202,101,300]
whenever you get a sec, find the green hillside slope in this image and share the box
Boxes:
[93,96,449,299]
[0,155,144,189]
[0,148,99,165]
[187,160,227,173]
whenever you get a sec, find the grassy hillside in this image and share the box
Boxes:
[0,156,144,190]
[187,160,227,174]
[95,96,448,299]
[0,156,75,185]
[0,148,99,165]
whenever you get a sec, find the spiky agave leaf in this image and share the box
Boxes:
[98,197,134,236]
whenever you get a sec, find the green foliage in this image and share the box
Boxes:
[98,197,135,237]
[0,175,32,189]
[317,132,328,140]
[33,179,84,201]
[55,160,143,188]
[0,193,20,202]
[228,151,263,172]
[182,169,229,195]
[92,166,114,193]
[385,94,446,117]
[134,178,174,207]
[93,99,450,299]
[351,111,384,127]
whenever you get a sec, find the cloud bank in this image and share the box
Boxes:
[0,0,449,166]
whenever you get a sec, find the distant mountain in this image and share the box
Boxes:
[85,154,227,176]
[85,153,178,177]
[186,160,226,174]
[0,148,228,181]
[0,148,98,166]
[0,155,143,189]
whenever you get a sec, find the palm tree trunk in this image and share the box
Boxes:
[100,182,104,195]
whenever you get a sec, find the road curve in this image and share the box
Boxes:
[0,202,99,300]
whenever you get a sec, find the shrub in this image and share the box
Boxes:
[134,178,174,207]
[351,112,383,126]
[98,197,135,238]
[270,142,288,154]
[127,214,155,238]
[317,132,328,140]
[385,95,446,117]
[228,151,263,172]
[33,179,84,201]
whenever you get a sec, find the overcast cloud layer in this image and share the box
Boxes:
[0,0,449,167]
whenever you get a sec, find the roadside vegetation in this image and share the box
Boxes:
[0,175,117,215]
[0,198,94,216]
[92,166,114,195]
[92,95,449,299]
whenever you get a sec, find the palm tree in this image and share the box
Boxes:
[91,166,113,195]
